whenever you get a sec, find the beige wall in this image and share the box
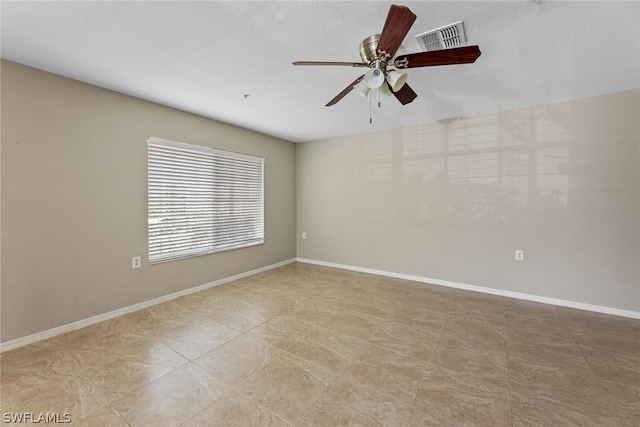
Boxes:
[2,59,638,344]
[1,60,297,342]
[297,90,640,313]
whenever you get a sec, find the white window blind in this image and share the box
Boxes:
[147,137,264,264]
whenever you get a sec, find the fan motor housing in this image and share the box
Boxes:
[359,34,381,64]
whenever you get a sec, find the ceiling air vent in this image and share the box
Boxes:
[415,21,466,52]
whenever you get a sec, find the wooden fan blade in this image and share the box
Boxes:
[394,45,481,69]
[293,61,369,67]
[326,75,365,106]
[392,82,417,105]
[377,5,417,59]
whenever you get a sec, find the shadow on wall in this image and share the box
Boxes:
[308,91,638,309]
[350,103,573,227]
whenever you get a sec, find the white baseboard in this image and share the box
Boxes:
[0,258,297,353]
[4,256,636,353]
[296,258,640,320]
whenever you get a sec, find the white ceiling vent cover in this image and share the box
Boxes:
[415,21,467,52]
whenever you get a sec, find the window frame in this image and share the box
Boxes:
[147,137,265,264]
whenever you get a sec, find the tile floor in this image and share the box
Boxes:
[1,263,639,426]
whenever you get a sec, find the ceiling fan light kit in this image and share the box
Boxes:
[365,68,385,89]
[354,79,370,98]
[386,70,408,92]
[293,4,481,113]
[379,82,392,98]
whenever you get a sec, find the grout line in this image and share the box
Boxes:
[296,258,640,320]
[505,316,515,427]
[400,294,451,426]
[7,262,636,426]
[1,258,298,353]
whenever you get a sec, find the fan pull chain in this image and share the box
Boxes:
[369,90,373,124]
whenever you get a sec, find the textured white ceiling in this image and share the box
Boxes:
[2,1,639,143]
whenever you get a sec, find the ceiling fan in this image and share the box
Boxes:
[293,4,481,107]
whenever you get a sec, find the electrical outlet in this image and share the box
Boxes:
[132,256,141,269]
[302,232,307,240]
[515,250,525,261]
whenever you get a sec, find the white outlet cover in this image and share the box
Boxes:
[132,256,141,268]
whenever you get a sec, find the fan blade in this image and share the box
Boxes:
[392,82,417,105]
[326,75,365,106]
[377,5,417,59]
[394,45,481,69]
[293,61,368,67]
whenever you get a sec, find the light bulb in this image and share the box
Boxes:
[365,69,385,89]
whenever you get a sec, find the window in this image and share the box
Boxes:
[147,137,264,264]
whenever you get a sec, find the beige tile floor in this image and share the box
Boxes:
[1,263,639,426]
